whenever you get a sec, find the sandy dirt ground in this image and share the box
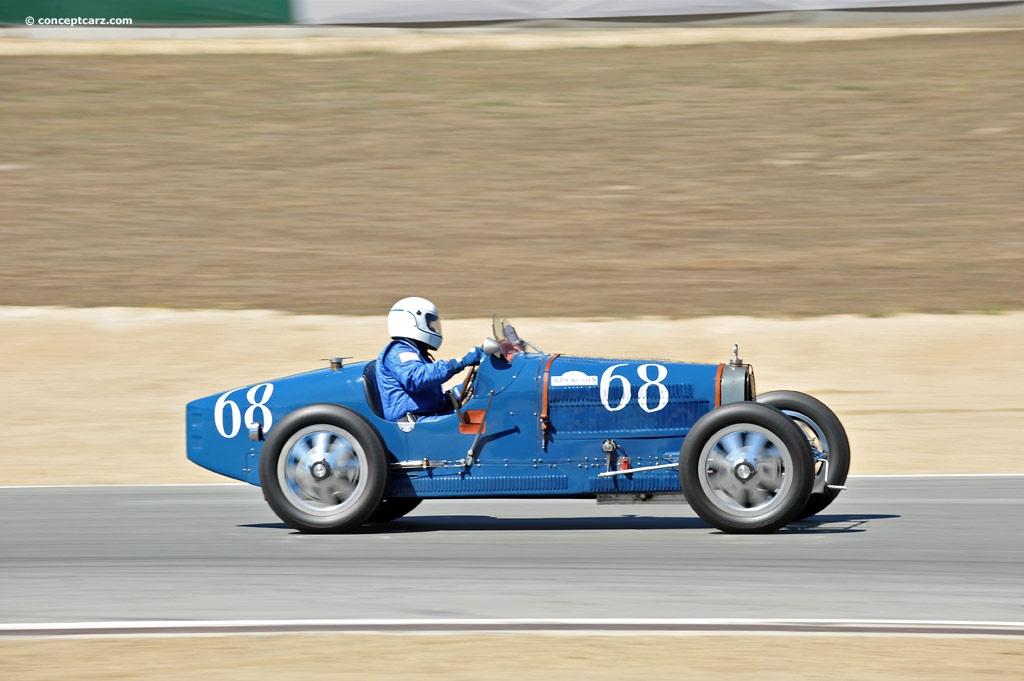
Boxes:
[2,306,1022,487]
[3,30,1023,319]
[2,634,1023,681]
[2,26,1018,56]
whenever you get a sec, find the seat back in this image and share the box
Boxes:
[362,360,385,419]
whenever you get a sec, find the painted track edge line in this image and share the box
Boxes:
[3,619,1024,639]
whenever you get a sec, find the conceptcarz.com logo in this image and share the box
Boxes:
[25,16,134,26]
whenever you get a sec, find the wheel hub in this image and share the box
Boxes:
[734,460,755,481]
[698,424,789,516]
[278,426,366,516]
[310,459,331,481]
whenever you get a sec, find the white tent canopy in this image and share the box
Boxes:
[293,0,1001,24]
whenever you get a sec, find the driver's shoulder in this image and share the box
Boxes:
[381,338,423,365]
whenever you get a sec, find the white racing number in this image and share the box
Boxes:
[599,364,669,413]
[599,364,632,412]
[214,383,275,438]
[636,363,670,413]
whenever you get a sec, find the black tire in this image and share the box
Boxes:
[259,404,388,533]
[758,390,851,520]
[680,402,814,534]
[369,497,423,523]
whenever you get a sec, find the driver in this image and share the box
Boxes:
[376,297,484,422]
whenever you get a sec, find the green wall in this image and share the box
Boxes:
[2,0,292,25]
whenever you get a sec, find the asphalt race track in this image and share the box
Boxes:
[1,477,1022,629]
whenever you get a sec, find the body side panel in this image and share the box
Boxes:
[186,361,407,484]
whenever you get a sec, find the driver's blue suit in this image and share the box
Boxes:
[376,338,464,422]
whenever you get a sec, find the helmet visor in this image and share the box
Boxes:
[424,312,441,336]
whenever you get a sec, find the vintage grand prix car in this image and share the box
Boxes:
[186,316,850,534]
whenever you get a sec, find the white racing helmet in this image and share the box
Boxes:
[387,297,443,350]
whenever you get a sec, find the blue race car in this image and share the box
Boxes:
[186,316,850,534]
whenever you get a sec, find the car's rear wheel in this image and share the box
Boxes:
[369,497,423,523]
[680,402,814,534]
[758,390,850,520]
[259,404,388,533]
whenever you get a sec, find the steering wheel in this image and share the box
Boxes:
[455,338,502,411]
[457,363,479,409]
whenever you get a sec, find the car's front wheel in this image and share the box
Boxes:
[259,404,388,533]
[680,402,814,534]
